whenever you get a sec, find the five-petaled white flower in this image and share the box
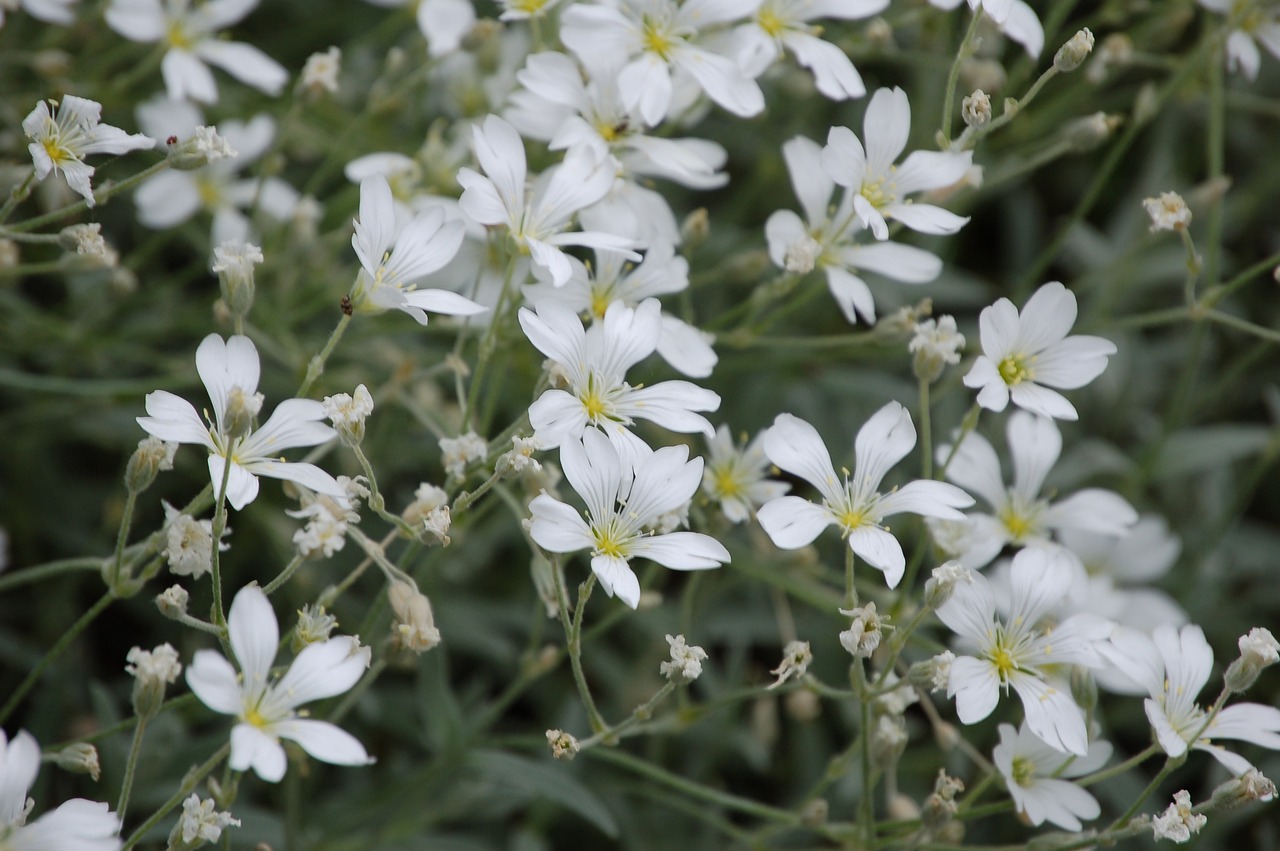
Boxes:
[938,411,1136,569]
[23,95,152,206]
[185,585,374,782]
[756,403,974,587]
[1198,0,1280,82]
[766,134,944,325]
[963,281,1117,421]
[137,334,345,511]
[560,0,764,127]
[105,0,288,104]
[732,0,887,100]
[993,721,1111,831]
[1099,623,1280,776]
[0,728,122,851]
[529,429,730,609]
[936,547,1112,755]
[821,87,973,241]
[457,114,638,287]
[351,175,486,325]
[701,424,790,524]
[518,298,721,451]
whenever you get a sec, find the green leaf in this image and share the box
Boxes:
[1151,426,1276,480]
[465,750,620,839]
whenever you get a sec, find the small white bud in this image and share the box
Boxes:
[388,581,441,654]
[1054,28,1095,72]
[961,90,991,128]
[293,604,338,650]
[659,634,708,684]
[909,316,965,384]
[125,436,177,493]
[211,241,262,319]
[170,793,240,849]
[1225,626,1279,693]
[50,743,101,781]
[1143,192,1193,233]
[301,46,341,95]
[168,126,236,170]
[496,436,542,479]
[546,729,579,761]
[783,235,821,274]
[923,560,971,608]
[322,384,374,446]
[156,584,190,618]
[126,643,182,718]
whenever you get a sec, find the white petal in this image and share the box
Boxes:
[137,389,213,448]
[0,731,40,824]
[1145,697,1189,757]
[843,240,941,283]
[272,636,370,709]
[619,381,720,436]
[590,554,641,609]
[18,799,120,848]
[883,202,969,235]
[244,459,346,501]
[273,718,373,767]
[1044,489,1137,537]
[672,44,765,118]
[1009,673,1088,755]
[230,723,287,782]
[892,149,973,195]
[848,525,906,586]
[105,0,165,41]
[529,493,595,553]
[185,649,243,716]
[762,414,842,503]
[631,532,730,570]
[1010,382,1078,420]
[1206,703,1280,749]
[618,54,673,127]
[940,428,1006,509]
[560,430,623,528]
[1003,0,1045,57]
[781,135,834,228]
[136,171,202,228]
[1016,282,1076,353]
[862,86,910,176]
[528,389,590,449]
[948,655,1000,723]
[876,479,973,519]
[936,567,996,642]
[416,0,475,56]
[353,176,396,276]
[228,585,278,690]
[195,40,288,96]
[853,401,915,493]
[657,314,717,378]
[243,399,334,455]
[821,125,867,189]
[456,168,508,226]
[823,265,876,325]
[784,31,865,100]
[162,48,219,104]
[1032,336,1116,390]
[472,115,527,218]
[757,496,833,549]
[1007,410,1060,499]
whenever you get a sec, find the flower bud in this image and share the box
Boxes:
[871,714,908,763]
[961,90,991,128]
[156,584,190,619]
[1143,192,1192,233]
[910,650,955,693]
[1054,28,1095,72]
[659,634,708,684]
[0,239,18,269]
[887,793,920,822]
[923,560,970,608]
[388,580,441,654]
[126,643,182,719]
[1064,112,1122,153]
[167,126,236,170]
[680,207,710,250]
[59,223,118,268]
[421,505,451,547]
[1070,666,1098,714]
[322,384,374,446]
[222,385,263,441]
[293,604,338,651]
[211,242,262,321]
[496,436,542,479]
[1224,626,1279,693]
[546,729,579,761]
[300,46,342,96]
[125,436,177,493]
[800,798,828,827]
[782,235,821,274]
[50,743,101,781]
[439,431,487,480]
[1211,768,1276,809]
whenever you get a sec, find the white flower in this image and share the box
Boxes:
[701,424,790,524]
[732,0,886,100]
[1143,191,1192,232]
[362,0,475,57]
[560,0,764,126]
[0,0,77,28]
[439,431,488,479]
[137,334,345,511]
[528,429,730,609]
[963,282,1117,420]
[839,602,887,658]
[126,643,182,685]
[1099,624,1280,775]
[768,640,812,688]
[522,244,716,377]
[290,506,346,559]
[766,134,945,324]
[756,404,974,588]
[910,316,965,381]
[928,0,1045,57]
[497,436,542,477]
[177,794,239,845]
[1199,0,1280,81]
[23,95,151,205]
[301,46,341,94]
[322,385,374,445]
[458,114,638,287]
[105,0,287,103]
[939,411,1137,569]
[162,500,227,579]
[821,88,973,240]
[351,175,485,325]
[660,634,708,683]
[1152,790,1205,843]
[936,547,1112,754]
[518,298,721,450]
[0,729,122,851]
[993,722,1111,831]
[498,0,562,20]
[185,585,374,782]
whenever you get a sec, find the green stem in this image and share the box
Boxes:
[452,470,501,514]
[937,402,981,479]
[298,312,352,398]
[941,9,985,144]
[579,681,677,750]
[7,160,170,234]
[1204,47,1226,288]
[919,377,933,480]
[0,591,112,726]
[856,662,875,844]
[109,490,139,593]
[845,546,858,609]
[262,553,306,595]
[209,458,233,631]
[120,743,230,851]
[0,557,102,593]
[464,250,520,430]
[554,558,605,734]
[1206,308,1280,344]
[0,170,36,225]
[115,717,149,823]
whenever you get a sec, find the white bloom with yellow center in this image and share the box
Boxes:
[993,721,1111,831]
[137,334,345,511]
[963,281,1117,421]
[0,729,121,851]
[518,298,721,450]
[1199,0,1280,81]
[22,95,151,206]
[185,585,374,783]
[701,424,789,524]
[937,547,1112,754]
[757,403,974,587]
[821,87,973,241]
[529,429,730,609]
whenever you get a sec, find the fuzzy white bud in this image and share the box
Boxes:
[323,384,374,446]
[660,634,708,684]
[1143,192,1193,232]
[961,90,991,128]
[1054,28,1095,72]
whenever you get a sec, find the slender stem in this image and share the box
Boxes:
[1204,48,1226,288]
[856,662,875,844]
[7,160,170,234]
[0,557,102,593]
[1207,248,1280,303]
[0,591,112,726]
[0,170,36,225]
[937,402,981,479]
[941,9,984,144]
[1206,308,1280,344]
[209,458,233,631]
[298,312,352,398]
[918,378,933,480]
[121,743,230,850]
[844,546,858,609]
[1076,743,1161,788]
[579,681,677,750]
[553,557,606,733]
[452,469,502,514]
[115,717,149,823]
[109,490,139,593]
[262,553,306,595]
[464,251,520,429]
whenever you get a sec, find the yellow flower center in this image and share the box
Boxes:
[167,21,194,50]
[1010,755,1037,788]
[511,0,549,12]
[757,7,786,37]
[990,645,1017,682]
[997,354,1034,386]
[860,176,893,209]
[998,506,1035,541]
[42,138,71,167]
[589,286,614,320]
[593,526,626,559]
[581,388,608,421]
[197,176,222,208]
[838,507,866,532]
[713,466,743,498]
[642,17,676,60]
[244,705,268,728]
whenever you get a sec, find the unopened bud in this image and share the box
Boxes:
[659,634,708,684]
[222,385,263,441]
[1054,28,1095,72]
[293,604,338,651]
[923,770,965,831]
[126,643,182,718]
[301,46,342,96]
[0,239,18,269]
[50,743,101,781]
[923,560,970,608]
[1064,112,1122,152]
[156,584,190,618]
[887,793,921,822]
[322,384,373,446]
[909,650,955,693]
[680,207,710,250]
[961,90,991,128]
[211,242,262,321]
[865,17,893,47]
[496,436,542,479]
[1143,192,1192,233]
[125,436,177,493]
[1070,666,1098,713]
[388,580,441,654]
[871,714,908,763]
[1224,627,1279,693]
[546,729,579,760]
[782,235,821,275]
[168,126,236,170]
[1211,768,1277,809]
[800,798,828,827]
